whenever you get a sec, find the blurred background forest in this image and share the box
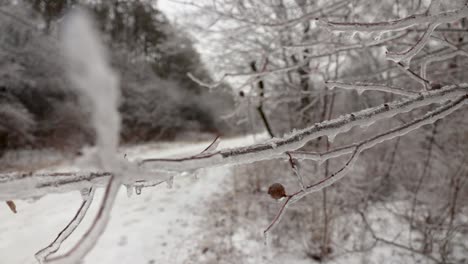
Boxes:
[0,0,237,155]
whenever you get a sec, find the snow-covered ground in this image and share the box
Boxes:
[0,135,263,264]
[1,134,467,264]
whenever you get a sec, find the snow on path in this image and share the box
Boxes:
[0,135,263,264]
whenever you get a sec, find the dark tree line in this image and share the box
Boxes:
[0,0,236,154]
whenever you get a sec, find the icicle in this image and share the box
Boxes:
[135,185,142,195]
[357,89,364,96]
[359,123,369,131]
[346,31,358,40]
[263,232,269,246]
[125,184,133,198]
[360,121,375,131]
[327,133,336,143]
[271,142,277,149]
[192,172,199,181]
[80,188,91,200]
[317,158,325,166]
[373,32,383,41]
[166,176,174,189]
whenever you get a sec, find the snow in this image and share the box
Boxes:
[0,136,260,264]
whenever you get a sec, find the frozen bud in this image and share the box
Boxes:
[268,183,286,200]
[6,200,17,214]
[430,82,442,90]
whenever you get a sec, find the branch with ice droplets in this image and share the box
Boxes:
[35,187,95,264]
[140,84,467,171]
[316,4,468,33]
[264,95,467,236]
[326,81,419,97]
[1,84,467,201]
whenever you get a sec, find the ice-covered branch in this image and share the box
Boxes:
[317,5,468,33]
[427,0,441,15]
[141,84,467,170]
[34,9,124,264]
[420,49,468,79]
[35,187,95,264]
[264,95,467,235]
[45,177,120,264]
[0,85,466,201]
[386,23,439,66]
[325,81,419,97]
[187,61,308,89]
[395,62,430,89]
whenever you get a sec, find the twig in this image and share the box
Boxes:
[1,85,466,201]
[45,177,121,264]
[35,187,95,264]
[358,210,441,263]
[317,5,468,33]
[386,23,439,66]
[395,62,430,89]
[199,135,221,154]
[326,81,419,97]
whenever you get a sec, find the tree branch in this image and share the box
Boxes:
[35,187,95,264]
[263,95,466,236]
[0,85,466,201]
[317,5,468,33]
[326,81,419,97]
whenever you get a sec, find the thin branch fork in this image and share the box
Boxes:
[263,95,467,236]
[35,187,96,264]
[386,22,439,65]
[286,152,306,191]
[0,85,466,201]
[358,211,441,263]
[45,176,121,264]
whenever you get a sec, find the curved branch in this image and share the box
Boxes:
[45,176,121,264]
[386,23,439,66]
[35,187,96,264]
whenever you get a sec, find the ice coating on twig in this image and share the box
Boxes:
[318,5,468,33]
[35,187,95,264]
[46,177,121,264]
[386,23,439,65]
[325,82,418,97]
